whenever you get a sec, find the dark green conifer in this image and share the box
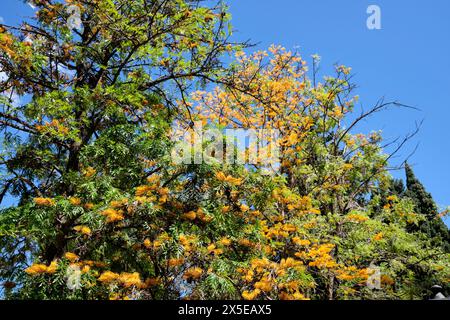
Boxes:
[404,163,450,252]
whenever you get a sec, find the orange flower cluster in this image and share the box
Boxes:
[346,213,369,223]
[73,225,92,236]
[33,197,55,207]
[215,171,242,186]
[69,197,82,206]
[168,258,185,267]
[98,271,147,288]
[25,261,58,275]
[178,234,197,253]
[36,119,69,135]
[336,266,370,282]
[182,208,212,223]
[300,243,338,269]
[183,267,203,281]
[373,232,384,241]
[239,256,308,300]
[64,252,79,262]
[100,208,124,223]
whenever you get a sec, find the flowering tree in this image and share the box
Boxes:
[0,0,448,300]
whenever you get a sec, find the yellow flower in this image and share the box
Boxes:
[386,195,398,202]
[101,208,125,223]
[240,204,249,212]
[207,243,216,253]
[373,232,384,241]
[238,239,253,247]
[25,264,48,275]
[73,225,91,236]
[219,237,231,246]
[183,267,203,280]
[215,171,227,181]
[242,289,261,300]
[182,211,197,221]
[342,163,353,170]
[119,272,142,288]
[293,237,311,246]
[111,199,128,208]
[136,185,152,197]
[255,279,272,292]
[98,271,120,283]
[292,292,309,300]
[33,197,55,207]
[168,258,184,267]
[143,238,152,248]
[107,212,124,223]
[84,167,96,178]
[64,252,79,262]
[215,171,242,185]
[84,203,94,210]
[46,260,58,274]
[346,213,369,223]
[69,197,82,206]
[221,206,231,213]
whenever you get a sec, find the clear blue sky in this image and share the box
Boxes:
[1,1,449,225]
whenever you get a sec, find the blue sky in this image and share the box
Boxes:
[1,1,449,225]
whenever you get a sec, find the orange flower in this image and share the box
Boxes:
[240,204,250,212]
[84,203,94,210]
[73,225,92,236]
[238,239,253,247]
[183,267,203,280]
[136,185,152,196]
[293,237,311,246]
[98,271,120,283]
[215,171,242,185]
[101,208,124,223]
[242,289,261,300]
[46,260,58,274]
[84,167,96,178]
[64,252,79,262]
[168,258,184,267]
[25,264,49,275]
[219,237,232,246]
[33,197,55,207]
[346,213,369,223]
[373,232,384,241]
[144,277,161,287]
[143,238,152,248]
[119,272,142,288]
[254,279,272,292]
[69,197,82,206]
[221,206,231,213]
[182,211,197,221]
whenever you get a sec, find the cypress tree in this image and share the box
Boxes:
[404,163,450,252]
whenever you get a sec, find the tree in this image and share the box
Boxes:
[0,1,448,300]
[404,163,450,252]
[0,0,242,299]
